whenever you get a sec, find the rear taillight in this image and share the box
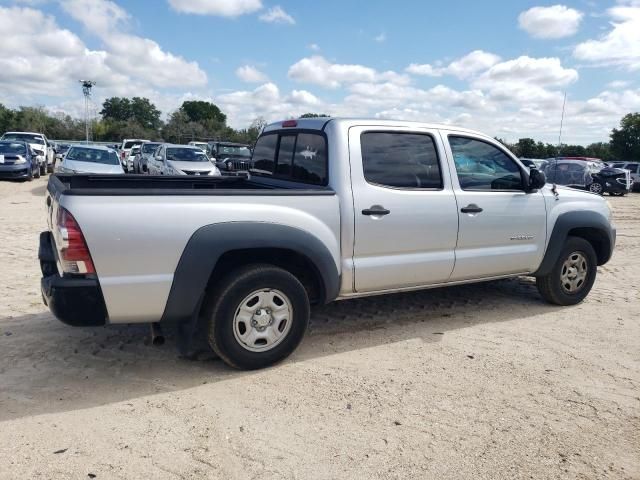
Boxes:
[56,208,95,274]
[121,151,126,160]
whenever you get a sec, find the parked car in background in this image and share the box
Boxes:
[188,141,209,152]
[125,145,141,173]
[40,118,616,370]
[544,159,632,195]
[520,158,548,171]
[210,142,252,172]
[119,139,149,172]
[0,140,40,181]
[55,143,71,163]
[56,145,124,175]
[147,144,221,176]
[610,162,640,191]
[134,142,163,173]
[1,131,54,174]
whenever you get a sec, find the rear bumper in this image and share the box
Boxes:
[39,231,107,326]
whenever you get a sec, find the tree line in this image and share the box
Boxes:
[1,99,638,160]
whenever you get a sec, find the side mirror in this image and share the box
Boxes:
[155,155,163,161]
[528,168,546,191]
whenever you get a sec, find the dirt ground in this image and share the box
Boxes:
[0,176,638,480]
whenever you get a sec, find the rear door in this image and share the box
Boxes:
[350,126,459,292]
[441,132,547,280]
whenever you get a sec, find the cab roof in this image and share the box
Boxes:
[263,117,490,138]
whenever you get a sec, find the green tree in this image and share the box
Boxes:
[585,142,613,161]
[100,97,132,121]
[610,112,640,160]
[0,104,15,134]
[299,113,330,118]
[130,97,162,130]
[100,97,161,130]
[180,100,226,125]
[515,138,537,158]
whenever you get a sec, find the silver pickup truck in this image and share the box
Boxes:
[40,118,616,369]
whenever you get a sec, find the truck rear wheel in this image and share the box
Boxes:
[205,264,310,370]
[536,236,598,306]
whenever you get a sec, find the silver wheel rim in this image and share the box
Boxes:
[560,251,588,294]
[233,289,293,352]
[589,183,602,194]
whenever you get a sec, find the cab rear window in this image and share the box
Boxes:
[251,132,328,186]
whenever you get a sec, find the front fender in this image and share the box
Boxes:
[535,211,616,276]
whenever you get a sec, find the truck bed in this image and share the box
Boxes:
[48,173,334,197]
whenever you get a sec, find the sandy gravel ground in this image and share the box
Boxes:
[0,176,638,480]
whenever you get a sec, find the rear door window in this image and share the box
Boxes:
[361,132,442,189]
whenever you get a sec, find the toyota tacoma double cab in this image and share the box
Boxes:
[39,118,616,369]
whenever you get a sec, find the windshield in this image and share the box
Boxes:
[124,141,145,149]
[218,145,251,157]
[166,147,209,162]
[0,142,27,155]
[142,143,161,154]
[66,147,120,165]
[2,133,44,144]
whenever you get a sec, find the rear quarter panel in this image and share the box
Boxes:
[59,194,341,323]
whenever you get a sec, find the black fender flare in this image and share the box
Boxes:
[534,211,616,276]
[160,222,340,325]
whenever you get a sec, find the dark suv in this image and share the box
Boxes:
[208,142,252,172]
[544,159,632,196]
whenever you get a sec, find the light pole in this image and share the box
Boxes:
[79,80,95,143]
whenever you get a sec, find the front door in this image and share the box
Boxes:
[350,126,459,292]
[442,133,547,280]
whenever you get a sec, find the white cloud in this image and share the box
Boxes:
[474,56,578,88]
[406,50,501,79]
[308,43,320,51]
[167,0,262,16]
[60,0,129,36]
[218,83,324,126]
[259,5,295,24]
[61,0,207,89]
[573,3,640,70]
[288,55,409,89]
[236,65,269,83]
[518,5,584,39]
[374,33,386,43]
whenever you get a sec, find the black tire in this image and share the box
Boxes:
[39,163,46,176]
[205,264,310,370]
[33,163,40,179]
[588,182,604,195]
[47,164,54,174]
[536,236,598,306]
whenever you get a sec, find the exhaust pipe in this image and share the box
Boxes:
[150,322,165,346]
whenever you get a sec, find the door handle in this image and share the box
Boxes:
[461,204,483,214]
[362,206,390,216]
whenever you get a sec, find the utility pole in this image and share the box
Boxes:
[79,80,96,143]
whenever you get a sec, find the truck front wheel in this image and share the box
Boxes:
[205,264,310,370]
[536,236,598,306]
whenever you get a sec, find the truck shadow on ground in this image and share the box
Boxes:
[0,277,562,421]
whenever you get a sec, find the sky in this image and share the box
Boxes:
[0,0,639,145]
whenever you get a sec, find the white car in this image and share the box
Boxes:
[147,144,221,176]
[0,131,54,174]
[610,161,640,190]
[56,145,124,175]
[119,139,149,172]
[125,145,141,173]
[188,141,209,153]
